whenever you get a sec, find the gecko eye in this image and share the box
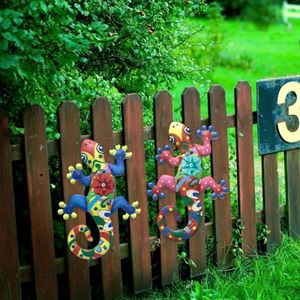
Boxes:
[96,144,104,154]
[184,126,191,135]
[81,153,87,163]
[169,136,175,144]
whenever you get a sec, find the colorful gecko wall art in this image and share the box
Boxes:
[58,139,141,260]
[147,122,229,241]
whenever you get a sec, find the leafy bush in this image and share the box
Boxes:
[0,0,207,138]
[206,0,248,17]
[206,0,282,27]
[217,51,252,70]
[242,0,282,28]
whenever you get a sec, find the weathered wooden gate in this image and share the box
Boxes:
[0,82,299,300]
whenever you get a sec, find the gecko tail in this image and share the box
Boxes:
[157,205,202,241]
[67,224,113,260]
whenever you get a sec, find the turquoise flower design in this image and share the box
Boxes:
[181,154,202,176]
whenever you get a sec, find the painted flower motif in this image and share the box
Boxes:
[92,173,115,196]
[181,154,202,176]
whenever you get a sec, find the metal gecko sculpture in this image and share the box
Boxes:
[147,122,229,241]
[58,139,141,260]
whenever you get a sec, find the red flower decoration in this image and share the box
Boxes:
[92,173,115,196]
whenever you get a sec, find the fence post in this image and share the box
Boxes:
[122,94,152,293]
[285,149,300,239]
[235,82,257,255]
[182,87,207,277]
[262,154,281,251]
[0,109,21,300]
[58,101,91,300]
[24,105,58,300]
[208,86,232,268]
[154,91,179,285]
[92,97,123,299]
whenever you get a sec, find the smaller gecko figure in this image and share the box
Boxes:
[147,122,229,241]
[58,139,141,260]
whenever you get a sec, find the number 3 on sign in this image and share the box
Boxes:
[277,81,300,143]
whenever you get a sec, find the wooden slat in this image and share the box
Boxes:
[181,87,206,277]
[285,149,300,239]
[262,154,281,251]
[154,91,178,285]
[0,109,21,300]
[92,97,123,299]
[235,82,257,255]
[208,86,232,268]
[58,101,91,300]
[23,105,58,299]
[122,94,152,293]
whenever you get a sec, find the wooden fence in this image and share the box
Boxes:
[0,82,299,300]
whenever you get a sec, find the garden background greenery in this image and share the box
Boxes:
[1,0,300,299]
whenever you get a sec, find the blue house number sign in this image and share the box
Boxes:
[257,76,300,155]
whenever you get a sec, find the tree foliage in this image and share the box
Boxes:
[206,0,282,26]
[0,0,207,137]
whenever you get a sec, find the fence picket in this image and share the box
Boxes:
[182,87,206,277]
[23,105,58,299]
[0,109,21,300]
[235,82,257,255]
[92,97,123,299]
[58,102,91,300]
[262,154,281,251]
[208,86,232,268]
[285,149,300,238]
[123,94,152,293]
[154,91,179,285]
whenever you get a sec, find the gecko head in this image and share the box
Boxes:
[81,139,106,173]
[168,122,192,150]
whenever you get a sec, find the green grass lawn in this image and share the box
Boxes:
[120,235,300,299]
[172,18,300,116]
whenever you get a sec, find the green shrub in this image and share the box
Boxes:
[242,0,282,28]
[207,0,248,17]
[206,0,282,27]
[0,0,207,138]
